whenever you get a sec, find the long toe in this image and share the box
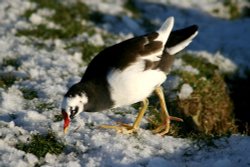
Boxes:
[159,127,170,136]
[99,124,138,134]
[152,125,165,134]
[150,116,182,135]
[151,117,172,135]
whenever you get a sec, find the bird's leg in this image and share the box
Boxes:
[152,86,183,136]
[99,99,149,134]
[131,98,149,129]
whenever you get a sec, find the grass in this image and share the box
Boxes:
[35,101,55,112]
[53,114,63,122]
[0,73,18,89]
[65,42,105,63]
[223,0,241,19]
[124,0,141,18]
[16,131,65,159]
[0,57,21,88]
[2,57,21,70]
[20,88,38,100]
[81,43,104,62]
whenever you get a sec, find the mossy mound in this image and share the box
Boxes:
[176,71,235,136]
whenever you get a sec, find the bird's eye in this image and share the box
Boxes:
[69,106,79,119]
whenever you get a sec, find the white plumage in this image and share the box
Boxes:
[108,61,166,107]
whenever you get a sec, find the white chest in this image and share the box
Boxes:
[107,61,166,107]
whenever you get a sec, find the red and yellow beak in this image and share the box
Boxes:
[62,110,70,134]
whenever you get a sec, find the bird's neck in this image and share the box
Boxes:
[81,81,114,112]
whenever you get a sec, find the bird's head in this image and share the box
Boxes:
[61,84,88,134]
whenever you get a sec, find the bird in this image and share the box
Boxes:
[61,16,198,136]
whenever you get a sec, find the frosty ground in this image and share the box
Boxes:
[0,0,250,167]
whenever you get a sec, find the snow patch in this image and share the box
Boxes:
[1,87,23,113]
[26,110,47,121]
[191,51,237,74]
[25,153,39,166]
[173,58,200,75]
[178,83,193,100]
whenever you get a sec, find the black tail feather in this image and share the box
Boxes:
[166,25,198,48]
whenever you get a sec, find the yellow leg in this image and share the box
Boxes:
[99,99,149,134]
[152,86,183,136]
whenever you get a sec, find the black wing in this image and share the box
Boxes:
[81,32,163,82]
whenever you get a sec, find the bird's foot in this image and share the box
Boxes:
[148,116,183,136]
[99,122,138,134]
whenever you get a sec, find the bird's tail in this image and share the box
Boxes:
[156,17,198,73]
[156,17,198,55]
[165,25,198,55]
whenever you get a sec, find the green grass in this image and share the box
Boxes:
[65,42,104,63]
[16,131,65,158]
[124,0,141,18]
[53,114,63,122]
[18,24,64,39]
[35,101,55,112]
[0,73,18,88]
[223,0,241,19]
[20,88,38,100]
[0,58,23,89]
[2,57,21,70]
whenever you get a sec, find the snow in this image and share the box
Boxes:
[1,87,24,113]
[178,83,193,100]
[173,58,200,74]
[0,0,250,167]
[190,51,238,74]
[29,13,44,25]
